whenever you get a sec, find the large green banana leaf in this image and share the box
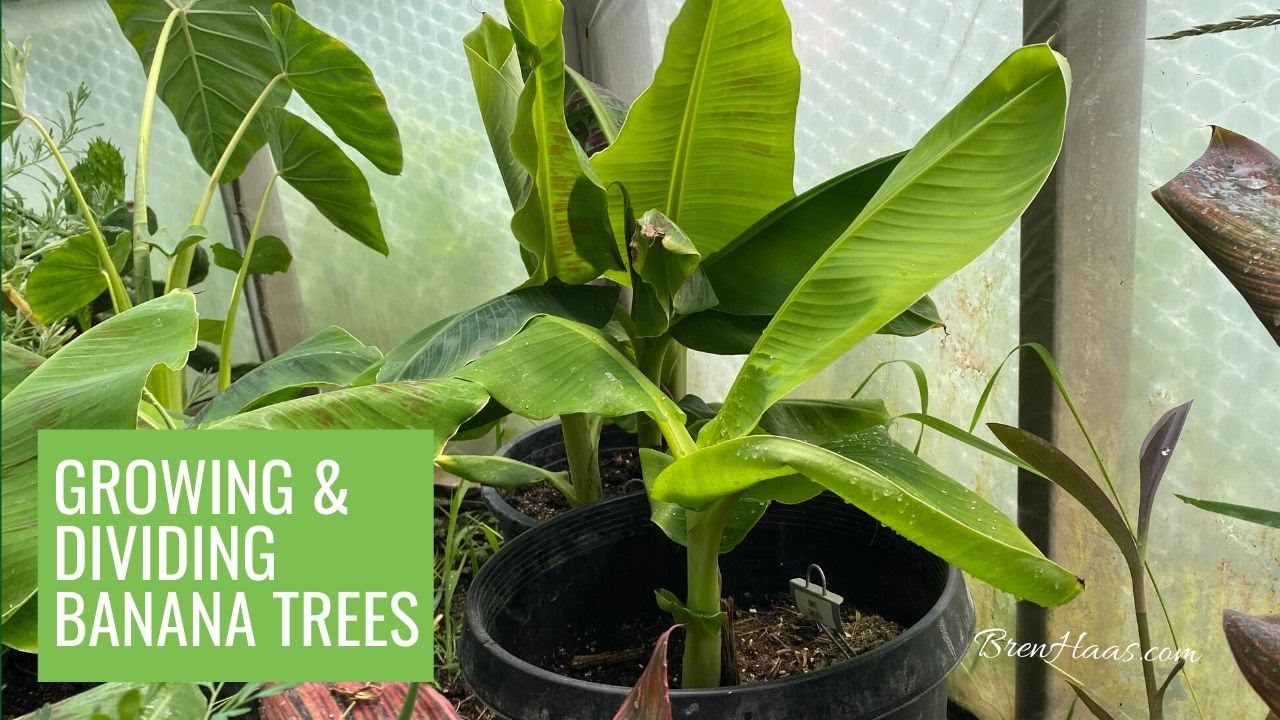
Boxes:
[591,0,799,256]
[205,379,488,459]
[378,283,619,382]
[505,0,618,284]
[702,44,1071,445]
[650,428,1083,607]
[0,292,198,625]
[463,14,528,208]
[107,0,294,181]
[2,342,43,398]
[456,315,685,432]
[196,326,383,424]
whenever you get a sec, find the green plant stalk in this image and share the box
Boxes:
[218,174,279,389]
[438,479,470,665]
[155,72,285,410]
[165,72,285,294]
[1131,565,1161,720]
[681,494,738,688]
[130,7,181,305]
[397,683,420,720]
[24,116,131,315]
[636,334,676,448]
[560,412,602,505]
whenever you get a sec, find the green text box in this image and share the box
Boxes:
[38,430,434,682]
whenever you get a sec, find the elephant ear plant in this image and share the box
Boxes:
[402,0,946,511]
[445,42,1081,686]
[3,0,404,411]
[0,1,451,655]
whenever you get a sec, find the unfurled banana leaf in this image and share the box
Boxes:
[1152,126,1279,346]
[1,343,43,398]
[456,315,685,432]
[107,0,294,181]
[437,454,573,499]
[650,427,1083,607]
[206,379,488,459]
[630,210,717,337]
[1,292,198,628]
[504,0,619,284]
[378,283,619,382]
[702,44,1070,445]
[565,68,626,155]
[196,326,382,424]
[591,0,799,257]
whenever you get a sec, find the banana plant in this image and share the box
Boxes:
[441,40,1078,686]
[399,0,946,508]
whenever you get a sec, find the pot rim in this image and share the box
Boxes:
[464,492,970,700]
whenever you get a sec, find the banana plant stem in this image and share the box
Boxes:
[681,494,738,688]
[218,174,279,389]
[560,412,602,505]
[165,73,284,294]
[25,116,130,315]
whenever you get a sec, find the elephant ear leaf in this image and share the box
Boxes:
[268,3,401,175]
[107,0,294,180]
[267,109,387,255]
[2,31,29,141]
[702,45,1070,445]
[1,292,198,630]
[1152,126,1280,346]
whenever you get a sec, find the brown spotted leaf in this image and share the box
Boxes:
[1153,127,1280,346]
[613,625,680,720]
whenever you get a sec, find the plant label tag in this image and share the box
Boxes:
[790,577,844,630]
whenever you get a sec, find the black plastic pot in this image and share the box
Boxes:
[482,420,640,539]
[461,492,975,719]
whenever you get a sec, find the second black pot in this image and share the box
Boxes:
[482,420,639,538]
[461,492,976,719]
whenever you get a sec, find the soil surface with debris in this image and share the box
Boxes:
[499,447,641,521]
[1,651,99,719]
[551,593,903,688]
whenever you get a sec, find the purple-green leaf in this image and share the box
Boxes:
[988,424,1140,574]
[1223,610,1280,714]
[613,625,679,720]
[1153,126,1280,346]
[1137,402,1192,550]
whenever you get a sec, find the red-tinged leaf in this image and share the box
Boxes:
[1152,126,1280,346]
[1137,402,1192,550]
[1223,610,1280,714]
[988,424,1140,574]
[613,625,680,720]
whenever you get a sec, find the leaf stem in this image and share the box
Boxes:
[130,7,182,304]
[141,387,177,430]
[165,72,284,293]
[24,115,130,314]
[1131,565,1161,720]
[681,494,737,688]
[218,173,279,389]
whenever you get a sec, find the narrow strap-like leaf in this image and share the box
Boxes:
[1137,402,1192,550]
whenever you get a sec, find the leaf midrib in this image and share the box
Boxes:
[665,0,721,224]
